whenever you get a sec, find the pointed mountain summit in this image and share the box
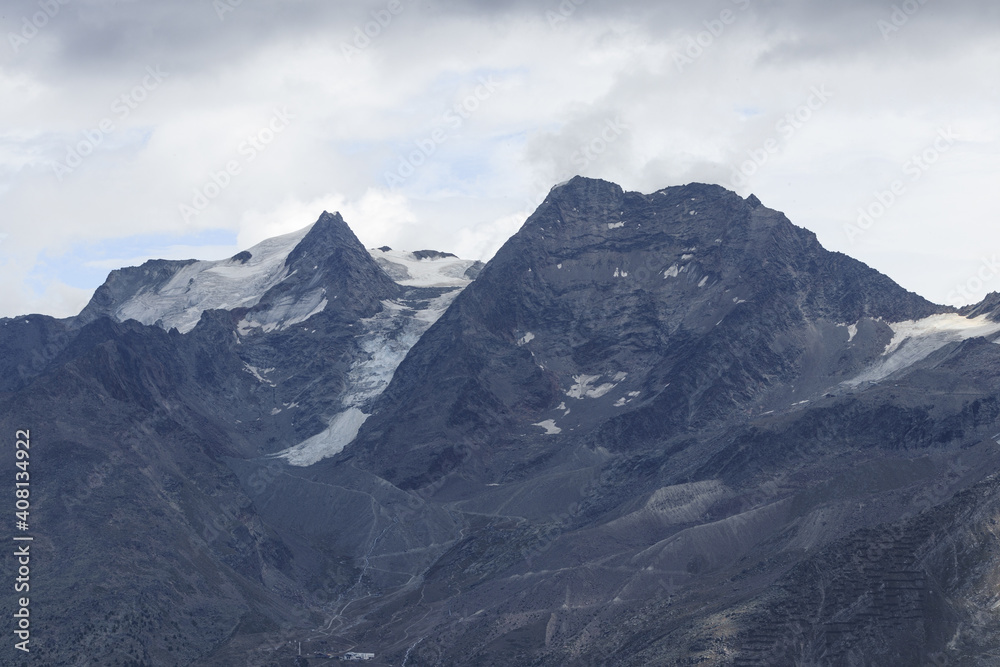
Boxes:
[77,210,400,333]
[308,178,1000,666]
[242,211,401,330]
[961,291,1000,321]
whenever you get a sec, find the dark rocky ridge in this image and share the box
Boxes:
[412,249,457,260]
[961,290,1000,321]
[76,258,199,327]
[0,314,76,392]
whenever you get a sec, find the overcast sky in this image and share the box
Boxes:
[1,0,998,318]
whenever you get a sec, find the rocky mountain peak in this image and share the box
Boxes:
[73,210,402,334]
[960,291,1000,321]
[349,177,948,486]
[244,211,401,328]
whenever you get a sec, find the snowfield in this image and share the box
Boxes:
[115,225,314,333]
[276,407,370,466]
[845,313,1000,386]
[370,248,480,288]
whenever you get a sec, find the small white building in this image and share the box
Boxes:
[342,652,375,661]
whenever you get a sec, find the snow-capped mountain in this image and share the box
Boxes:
[80,212,486,466]
[83,225,316,333]
[7,178,1000,666]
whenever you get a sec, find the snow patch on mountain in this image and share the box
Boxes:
[238,290,328,334]
[533,419,562,435]
[845,313,1000,387]
[277,407,370,466]
[567,374,618,399]
[243,363,276,387]
[115,225,313,333]
[370,248,479,287]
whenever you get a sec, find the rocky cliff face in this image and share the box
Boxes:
[349,177,943,487]
[4,178,1000,666]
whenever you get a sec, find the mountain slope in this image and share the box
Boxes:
[6,178,1000,665]
[309,178,1000,666]
[348,177,945,488]
[0,211,480,665]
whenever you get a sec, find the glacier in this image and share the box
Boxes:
[275,251,474,466]
[844,313,1000,387]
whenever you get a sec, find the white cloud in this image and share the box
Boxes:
[452,210,528,262]
[340,188,420,248]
